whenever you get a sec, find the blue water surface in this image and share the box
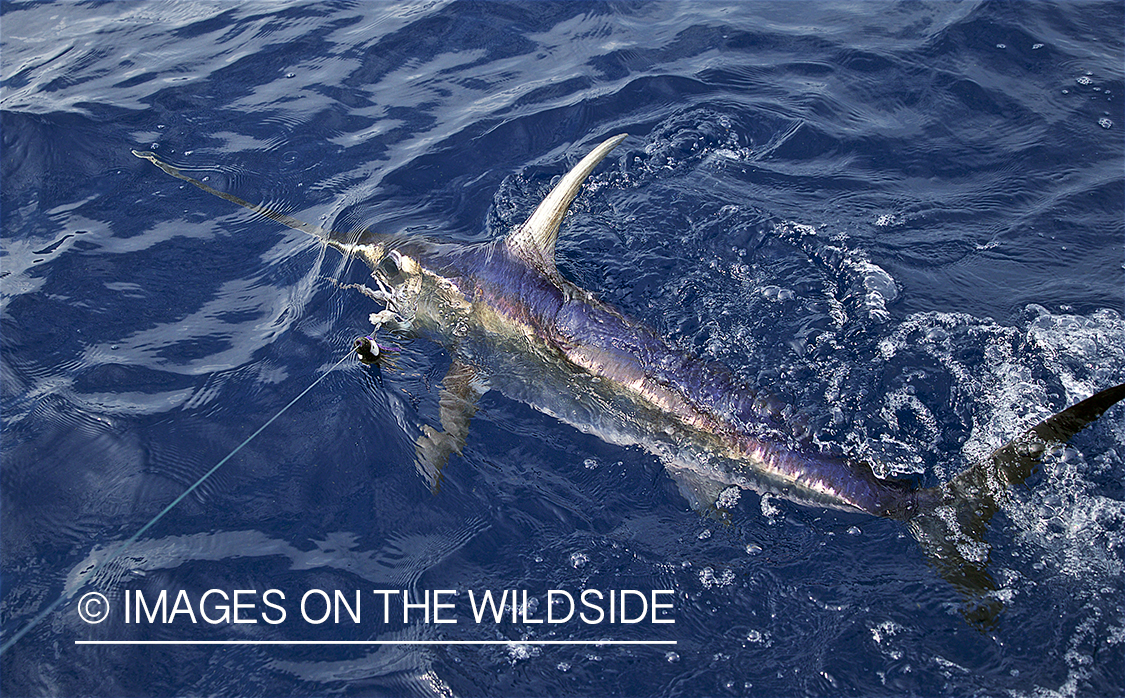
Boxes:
[3,2,1124,696]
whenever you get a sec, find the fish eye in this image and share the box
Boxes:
[378,253,401,280]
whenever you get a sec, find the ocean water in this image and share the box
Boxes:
[2,1,1124,696]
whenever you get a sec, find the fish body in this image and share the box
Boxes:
[134,135,1125,625]
[342,224,914,519]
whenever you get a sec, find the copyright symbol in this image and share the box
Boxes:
[77,592,109,624]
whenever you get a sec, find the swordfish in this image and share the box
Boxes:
[134,135,1125,625]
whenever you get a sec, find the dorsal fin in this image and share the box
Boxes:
[506,134,627,274]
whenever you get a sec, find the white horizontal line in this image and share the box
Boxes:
[76,639,676,646]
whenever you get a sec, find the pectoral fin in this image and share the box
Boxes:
[415,359,487,492]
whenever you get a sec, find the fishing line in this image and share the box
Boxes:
[0,345,358,655]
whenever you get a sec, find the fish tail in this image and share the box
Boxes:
[905,382,1125,627]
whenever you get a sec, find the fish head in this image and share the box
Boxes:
[351,237,473,336]
[335,237,425,330]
